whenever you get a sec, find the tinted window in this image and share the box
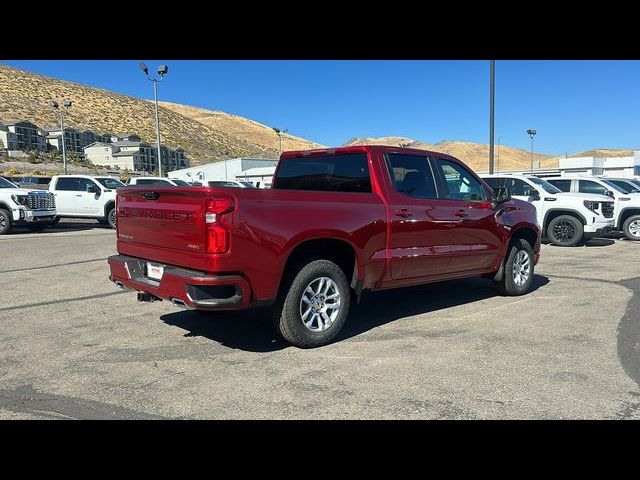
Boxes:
[274,154,371,193]
[433,158,487,201]
[579,180,608,195]
[0,177,17,188]
[78,178,98,191]
[209,181,243,188]
[136,179,172,186]
[96,178,125,189]
[169,179,191,187]
[482,177,504,190]
[55,177,80,191]
[527,177,563,194]
[386,153,437,199]
[36,177,51,185]
[507,178,535,196]
[607,180,637,193]
[548,179,571,192]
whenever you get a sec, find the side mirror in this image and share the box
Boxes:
[494,187,511,205]
[86,183,98,194]
[605,190,615,198]
[530,189,541,201]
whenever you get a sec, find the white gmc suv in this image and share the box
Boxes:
[0,176,57,234]
[546,176,640,241]
[49,175,125,229]
[481,174,615,246]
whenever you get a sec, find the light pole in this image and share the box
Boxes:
[489,60,495,174]
[139,62,168,176]
[50,100,72,175]
[527,129,537,173]
[273,127,288,157]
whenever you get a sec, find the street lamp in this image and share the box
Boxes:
[489,60,495,174]
[139,62,168,176]
[527,129,537,173]
[50,99,72,174]
[272,127,288,157]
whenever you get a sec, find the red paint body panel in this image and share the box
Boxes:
[109,146,541,309]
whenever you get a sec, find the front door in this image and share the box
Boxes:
[430,157,502,274]
[75,178,103,215]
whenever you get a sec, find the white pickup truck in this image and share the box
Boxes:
[481,174,615,246]
[48,175,125,229]
[546,176,640,241]
[0,176,57,234]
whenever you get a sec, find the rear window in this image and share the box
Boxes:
[273,154,371,193]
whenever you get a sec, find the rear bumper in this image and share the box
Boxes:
[108,254,252,311]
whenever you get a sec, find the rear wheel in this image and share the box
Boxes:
[103,207,116,229]
[0,208,12,235]
[272,259,350,348]
[547,215,583,246]
[622,214,640,241]
[494,238,535,296]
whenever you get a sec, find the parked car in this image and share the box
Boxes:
[546,176,640,241]
[0,176,57,234]
[207,179,257,188]
[481,174,614,246]
[108,146,541,348]
[601,177,640,194]
[18,176,52,190]
[127,177,193,187]
[49,175,125,229]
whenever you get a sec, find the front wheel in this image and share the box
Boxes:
[622,214,640,241]
[546,215,583,246]
[494,238,535,296]
[272,259,350,348]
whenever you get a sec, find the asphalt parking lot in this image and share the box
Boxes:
[1,219,639,419]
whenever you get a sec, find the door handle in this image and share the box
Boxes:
[75,194,83,197]
[454,209,469,218]
[395,209,413,218]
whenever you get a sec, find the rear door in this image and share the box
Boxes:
[384,152,457,280]
[52,177,80,214]
[431,157,502,274]
[547,179,573,193]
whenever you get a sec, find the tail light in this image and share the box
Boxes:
[205,196,235,253]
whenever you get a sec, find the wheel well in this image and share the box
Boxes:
[280,238,357,291]
[543,210,585,231]
[511,228,538,251]
[619,208,640,228]
[104,201,115,217]
[0,202,12,212]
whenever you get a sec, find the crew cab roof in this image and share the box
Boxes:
[280,145,463,163]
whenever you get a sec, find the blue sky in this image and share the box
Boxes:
[3,60,639,155]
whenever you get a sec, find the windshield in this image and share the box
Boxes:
[608,179,640,193]
[0,177,18,189]
[169,179,191,186]
[240,181,257,188]
[527,177,563,194]
[96,177,126,189]
[601,179,629,194]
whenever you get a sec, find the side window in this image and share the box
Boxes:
[579,180,607,195]
[482,177,504,191]
[76,178,97,192]
[548,179,571,192]
[386,153,437,199]
[55,177,78,191]
[433,158,487,201]
[508,179,535,196]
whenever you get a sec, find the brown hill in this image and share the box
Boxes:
[343,137,558,172]
[157,102,324,153]
[0,65,321,165]
[572,149,636,158]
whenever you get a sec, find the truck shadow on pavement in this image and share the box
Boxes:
[160,274,550,353]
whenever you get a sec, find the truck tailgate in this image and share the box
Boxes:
[117,187,208,253]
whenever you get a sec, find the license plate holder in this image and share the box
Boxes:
[146,262,164,281]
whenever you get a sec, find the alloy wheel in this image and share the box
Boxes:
[512,250,531,287]
[299,277,341,332]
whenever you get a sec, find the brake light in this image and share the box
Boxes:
[205,196,234,253]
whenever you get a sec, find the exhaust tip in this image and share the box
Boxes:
[114,280,125,290]
[171,297,188,308]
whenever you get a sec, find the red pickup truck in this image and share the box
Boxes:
[108,146,541,348]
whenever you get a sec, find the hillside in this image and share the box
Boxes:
[157,102,324,152]
[0,65,320,165]
[572,149,637,158]
[344,137,558,172]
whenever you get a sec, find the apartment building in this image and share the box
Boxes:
[0,120,47,152]
[44,126,83,153]
[84,140,189,172]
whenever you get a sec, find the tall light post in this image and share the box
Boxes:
[489,60,496,174]
[527,129,537,173]
[50,100,72,175]
[273,127,288,157]
[139,62,168,176]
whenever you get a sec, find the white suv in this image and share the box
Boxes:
[481,174,615,246]
[49,175,125,229]
[546,176,640,241]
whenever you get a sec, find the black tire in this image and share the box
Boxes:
[50,216,61,226]
[272,259,350,348]
[494,238,535,296]
[106,206,116,229]
[546,215,583,247]
[622,214,640,241]
[0,208,12,235]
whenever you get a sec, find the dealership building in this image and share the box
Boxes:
[169,157,278,186]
